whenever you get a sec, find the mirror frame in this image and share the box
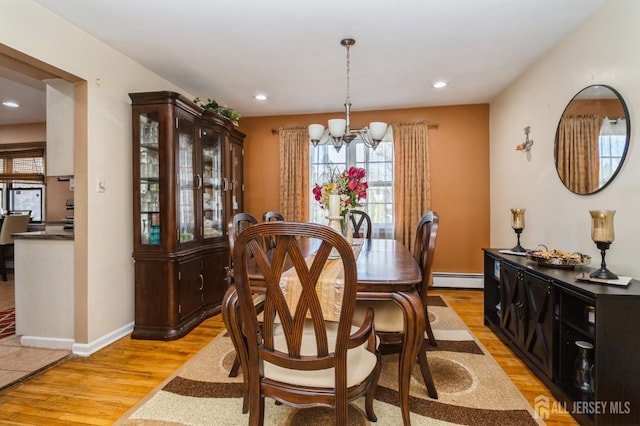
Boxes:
[554,84,630,195]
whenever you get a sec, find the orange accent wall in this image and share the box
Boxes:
[564,98,625,117]
[238,104,490,273]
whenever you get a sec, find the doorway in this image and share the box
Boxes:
[0,46,81,384]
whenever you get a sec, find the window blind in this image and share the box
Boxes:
[0,148,45,183]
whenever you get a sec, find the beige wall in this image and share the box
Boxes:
[0,0,188,349]
[0,123,45,143]
[46,177,74,221]
[239,103,490,273]
[490,0,640,277]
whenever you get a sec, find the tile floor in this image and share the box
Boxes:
[0,276,71,391]
[0,335,70,390]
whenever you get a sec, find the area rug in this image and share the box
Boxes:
[0,308,15,340]
[117,296,543,425]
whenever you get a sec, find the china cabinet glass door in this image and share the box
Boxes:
[139,113,160,245]
[230,140,243,215]
[177,114,196,243]
[201,127,223,239]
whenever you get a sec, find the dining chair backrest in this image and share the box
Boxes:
[262,211,285,222]
[413,211,439,301]
[228,212,258,253]
[233,222,359,356]
[348,210,372,240]
[230,221,380,425]
[0,214,30,245]
[262,211,284,249]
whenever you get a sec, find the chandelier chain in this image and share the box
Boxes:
[345,43,351,105]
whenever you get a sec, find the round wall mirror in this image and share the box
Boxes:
[554,85,630,195]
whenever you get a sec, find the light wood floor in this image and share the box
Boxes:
[0,289,577,425]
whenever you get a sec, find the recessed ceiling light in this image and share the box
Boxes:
[2,101,20,108]
[433,81,447,89]
[254,94,268,101]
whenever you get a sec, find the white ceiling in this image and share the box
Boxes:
[0,67,46,126]
[1,0,605,125]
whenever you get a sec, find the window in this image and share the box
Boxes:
[309,131,394,238]
[598,118,627,187]
[7,184,43,221]
[0,147,45,221]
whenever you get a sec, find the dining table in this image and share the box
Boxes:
[236,237,424,426]
[351,238,425,426]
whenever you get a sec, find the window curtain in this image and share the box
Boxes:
[0,148,46,184]
[392,122,431,251]
[278,127,310,221]
[556,115,601,193]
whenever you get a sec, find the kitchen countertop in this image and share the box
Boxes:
[13,230,74,240]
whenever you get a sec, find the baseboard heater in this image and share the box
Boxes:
[432,272,483,289]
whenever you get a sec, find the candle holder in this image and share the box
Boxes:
[510,208,526,252]
[589,210,618,280]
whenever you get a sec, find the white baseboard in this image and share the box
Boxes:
[71,322,135,357]
[20,336,74,350]
[19,322,135,356]
[432,272,484,289]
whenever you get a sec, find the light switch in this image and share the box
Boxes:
[97,178,106,193]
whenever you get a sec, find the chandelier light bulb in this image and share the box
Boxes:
[308,124,325,144]
[328,119,346,138]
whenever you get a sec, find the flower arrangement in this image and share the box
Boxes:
[312,166,368,216]
[193,97,241,126]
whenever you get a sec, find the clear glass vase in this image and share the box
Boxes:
[574,340,595,394]
[342,211,353,243]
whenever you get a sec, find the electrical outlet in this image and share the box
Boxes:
[97,178,106,193]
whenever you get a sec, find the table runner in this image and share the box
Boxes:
[279,239,363,321]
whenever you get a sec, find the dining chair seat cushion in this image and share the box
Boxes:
[264,320,378,389]
[353,300,405,332]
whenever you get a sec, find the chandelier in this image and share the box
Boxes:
[308,39,388,151]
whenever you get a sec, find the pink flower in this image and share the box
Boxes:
[312,184,323,201]
[356,182,367,198]
[348,166,366,180]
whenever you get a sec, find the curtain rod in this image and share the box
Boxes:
[271,121,439,135]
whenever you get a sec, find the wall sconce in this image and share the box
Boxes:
[589,210,618,279]
[510,208,526,252]
[515,126,534,152]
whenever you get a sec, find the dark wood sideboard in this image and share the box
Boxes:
[483,248,640,425]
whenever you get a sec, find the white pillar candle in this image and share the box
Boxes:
[329,194,341,217]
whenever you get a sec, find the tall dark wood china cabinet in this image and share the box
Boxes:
[130,91,245,340]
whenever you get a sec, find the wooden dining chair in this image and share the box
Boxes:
[262,211,284,222]
[352,211,439,399]
[226,212,260,290]
[224,222,381,425]
[348,209,372,240]
[227,212,260,382]
[261,211,284,249]
[229,213,259,252]
[0,214,31,281]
